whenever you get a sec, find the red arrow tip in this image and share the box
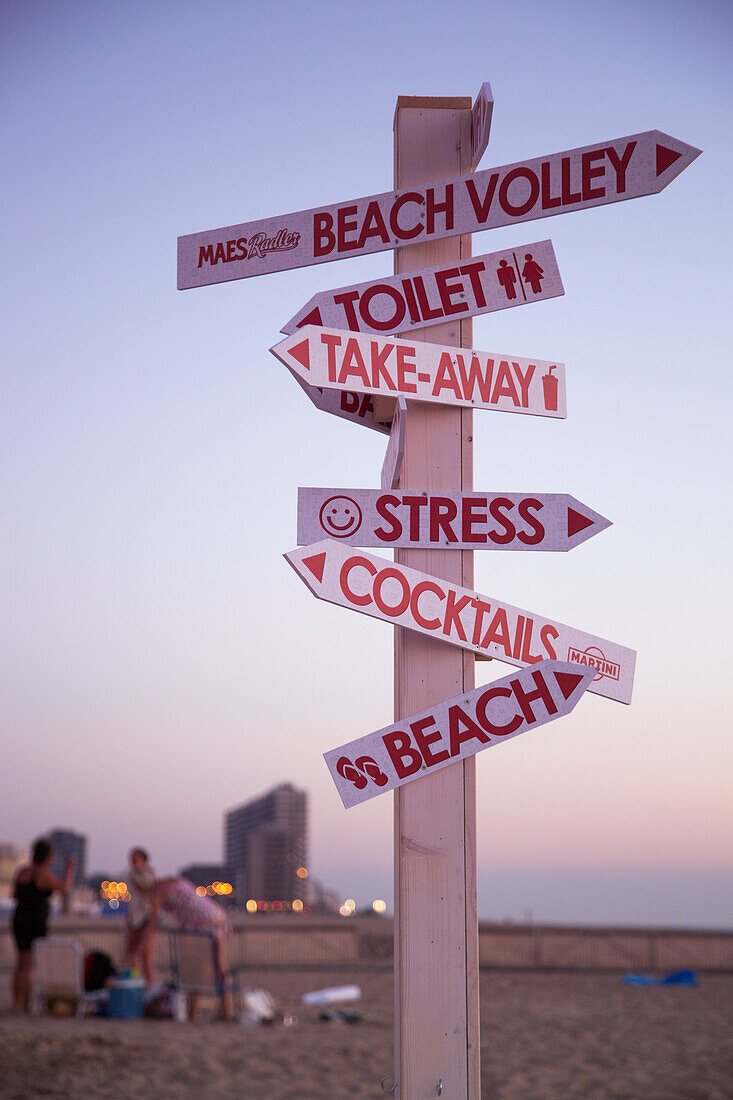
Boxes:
[296,306,323,329]
[567,507,594,538]
[302,551,326,583]
[656,143,682,177]
[553,669,585,701]
[288,338,311,371]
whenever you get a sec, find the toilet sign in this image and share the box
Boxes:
[297,488,612,552]
[271,326,566,418]
[284,540,636,704]
[281,240,563,337]
[325,660,595,808]
[178,129,700,288]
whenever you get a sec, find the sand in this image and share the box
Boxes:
[1,969,732,1098]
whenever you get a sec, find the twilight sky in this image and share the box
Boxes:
[2,0,731,926]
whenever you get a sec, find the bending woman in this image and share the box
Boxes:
[11,838,74,1012]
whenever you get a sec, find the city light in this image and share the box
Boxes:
[246,899,257,913]
[292,899,303,912]
[296,866,308,879]
[372,899,387,914]
[339,899,357,917]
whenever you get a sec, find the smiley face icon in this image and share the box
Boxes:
[319,495,363,539]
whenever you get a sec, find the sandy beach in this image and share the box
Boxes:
[1,968,731,1098]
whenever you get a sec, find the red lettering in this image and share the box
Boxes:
[448,705,490,756]
[339,556,377,606]
[469,597,493,646]
[458,261,488,308]
[517,498,545,545]
[410,715,449,767]
[383,730,422,778]
[357,201,390,250]
[498,167,540,217]
[389,192,423,241]
[581,149,606,200]
[475,686,523,737]
[511,669,557,723]
[462,497,488,543]
[370,340,397,389]
[374,495,402,542]
[520,618,543,663]
[561,157,582,204]
[456,353,493,403]
[333,290,360,330]
[426,184,454,233]
[429,497,458,543]
[465,174,498,223]
[443,590,470,641]
[435,268,468,316]
[373,567,410,617]
[540,161,561,210]
[337,205,359,252]
[320,332,343,382]
[606,141,636,194]
[338,339,370,387]
[480,609,513,656]
[197,244,215,268]
[359,284,406,332]
[540,624,559,659]
[488,498,516,545]
[396,345,417,393]
[413,275,444,321]
[314,212,335,257]
[402,495,427,540]
[409,580,445,630]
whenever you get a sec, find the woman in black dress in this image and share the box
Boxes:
[11,837,74,1011]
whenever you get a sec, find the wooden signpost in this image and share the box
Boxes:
[177,82,699,1098]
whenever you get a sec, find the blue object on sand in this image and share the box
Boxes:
[623,969,697,986]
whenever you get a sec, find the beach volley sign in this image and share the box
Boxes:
[271,326,566,418]
[325,660,595,808]
[297,488,611,552]
[178,130,701,287]
[284,540,636,704]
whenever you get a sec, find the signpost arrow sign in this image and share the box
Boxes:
[178,130,700,288]
[281,240,563,337]
[380,398,407,489]
[290,370,389,435]
[284,540,636,704]
[271,326,566,418]
[471,82,494,170]
[325,660,595,808]
[297,488,612,552]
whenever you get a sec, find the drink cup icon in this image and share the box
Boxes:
[542,365,558,411]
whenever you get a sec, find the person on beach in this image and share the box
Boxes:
[153,875,233,1019]
[11,838,75,1012]
[124,847,158,986]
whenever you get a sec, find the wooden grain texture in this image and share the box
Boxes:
[393,101,480,1097]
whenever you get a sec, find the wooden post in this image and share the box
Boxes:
[393,97,480,1097]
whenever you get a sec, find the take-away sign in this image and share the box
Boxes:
[297,489,611,552]
[325,660,595,808]
[271,326,566,418]
[178,130,700,287]
[281,240,563,336]
[284,540,636,704]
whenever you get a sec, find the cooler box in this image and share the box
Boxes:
[106,977,145,1019]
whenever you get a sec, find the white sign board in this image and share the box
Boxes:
[325,660,595,808]
[290,370,389,435]
[178,130,700,287]
[297,488,611,552]
[272,326,566,419]
[284,540,636,704]
[381,398,407,489]
[471,83,494,169]
[282,240,563,336]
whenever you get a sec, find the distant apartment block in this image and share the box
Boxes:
[48,828,86,887]
[224,783,308,906]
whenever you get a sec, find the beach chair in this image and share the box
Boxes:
[31,937,97,1017]
[169,929,239,1019]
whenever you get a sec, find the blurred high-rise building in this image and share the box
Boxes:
[48,828,86,887]
[224,783,307,906]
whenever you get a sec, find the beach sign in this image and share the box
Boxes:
[284,540,636,704]
[177,130,700,288]
[325,660,595,807]
[281,240,563,337]
[271,326,566,418]
[289,370,389,435]
[297,488,611,552]
[471,82,494,169]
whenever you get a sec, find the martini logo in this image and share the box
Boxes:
[197,228,301,268]
[567,645,620,682]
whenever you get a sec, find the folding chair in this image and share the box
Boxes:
[169,929,239,1019]
[31,937,99,1017]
